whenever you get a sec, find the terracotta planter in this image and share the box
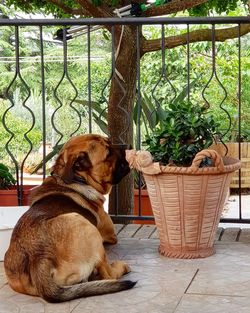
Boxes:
[127,149,241,259]
[133,189,154,224]
[0,185,36,206]
[210,142,250,188]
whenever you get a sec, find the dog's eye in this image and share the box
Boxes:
[74,161,82,169]
[74,152,92,170]
[106,147,112,158]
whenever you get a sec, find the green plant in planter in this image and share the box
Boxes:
[0,163,16,189]
[144,101,219,166]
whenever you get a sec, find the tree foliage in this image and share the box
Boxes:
[1,0,249,213]
[4,0,249,17]
[189,0,248,16]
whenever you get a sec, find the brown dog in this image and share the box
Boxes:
[4,134,136,302]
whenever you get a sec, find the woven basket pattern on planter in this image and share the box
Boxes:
[126,149,241,259]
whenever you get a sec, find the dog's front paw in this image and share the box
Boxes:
[104,234,118,245]
[111,260,131,276]
[123,262,131,275]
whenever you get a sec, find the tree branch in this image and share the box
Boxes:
[47,0,85,16]
[142,24,250,54]
[145,0,208,17]
[76,0,113,18]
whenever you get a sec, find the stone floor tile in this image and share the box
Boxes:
[238,228,250,242]
[0,283,80,313]
[159,242,250,273]
[0,300,20,313]
[220,227,240,241]
[0,226,250,313]
[44,299,80,313]
[174,294,250,313]
[1,291,46,313]
[210,242,250,270]
[114,224,124,234]
[0,283,17,298]
[118,224,141,238]
[107,238,159,261]
[133,225,156,239]
[187,269,250,296]
[0,264,7,288]
[72,288,181,313]
[128,264,197,296]
[214,227,223,241]
[149,227,159,239]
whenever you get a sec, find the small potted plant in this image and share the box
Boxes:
[126,101,241,259]
[0,163,16,190]
[0,163,17,206]
[0,163,33,206]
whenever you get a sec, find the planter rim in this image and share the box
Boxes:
[126,149,241,176]
[159,155,240,176]
[0,185,37,192]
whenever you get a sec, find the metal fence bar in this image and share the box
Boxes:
[136,25,142,218]
[187,24,190,103]
[0,17,249,224]
[87,25,92,133]
[238,23,243,220]
[0,16,249,26]
[39,25,47,180]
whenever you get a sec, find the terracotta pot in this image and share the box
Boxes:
[133,189,154,225]
[0,185,36,206]
[127,149,241,259]
[210,142,250,189]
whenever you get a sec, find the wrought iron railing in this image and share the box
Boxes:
[0,17,249,224]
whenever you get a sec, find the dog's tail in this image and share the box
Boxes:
[32,260,136,303]
[43,280,136,303]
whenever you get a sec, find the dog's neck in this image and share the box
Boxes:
[51,173,106,206]
[51,172,87,185]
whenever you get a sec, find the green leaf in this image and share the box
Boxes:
[140,93,158,129]
[172,80,197,105]
[73,99,108,120]
[93,113,108,134]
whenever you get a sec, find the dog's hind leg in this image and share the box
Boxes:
[97,210,117,244]
[96,256,130,280]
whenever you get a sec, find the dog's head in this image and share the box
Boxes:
[51,134,130,194]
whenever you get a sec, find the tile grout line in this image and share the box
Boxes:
[70,300,82,313]
[0,282,8,290]
[184,268,199,294]
[185,292,247,298]
[148,226,157,239]
[236,228,242,242]
[172,294,184,313]
[218,228,225,241]
[172,290,248,312]
[132,225,143,238]
[116,224,126,235]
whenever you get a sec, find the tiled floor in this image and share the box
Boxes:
[1,224,250,313]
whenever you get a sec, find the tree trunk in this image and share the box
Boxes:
[108,26,137,223]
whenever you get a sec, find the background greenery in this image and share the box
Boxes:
[0,4,250,172]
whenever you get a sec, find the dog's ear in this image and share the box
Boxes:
[73,152,92,171]
[61,153,76,184]
[61,152,92,184]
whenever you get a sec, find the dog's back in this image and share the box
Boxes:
[4,134,135,302]
[4,177,135,302]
